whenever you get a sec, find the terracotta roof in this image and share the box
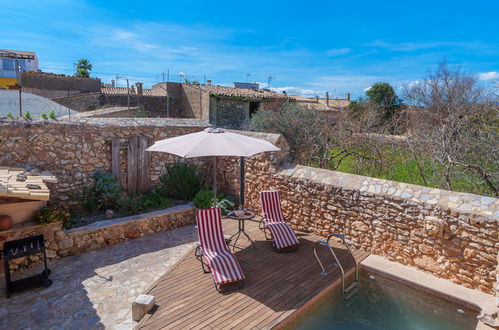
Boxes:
[195,84,289,99]
[101,87,162,96]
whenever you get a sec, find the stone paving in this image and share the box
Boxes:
[0,224,198,329]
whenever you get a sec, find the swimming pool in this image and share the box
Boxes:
[288,269,479,330]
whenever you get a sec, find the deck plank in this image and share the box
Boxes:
[138,217,369,330]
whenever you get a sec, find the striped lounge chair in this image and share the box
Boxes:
[260,190,300,252]
[195,207,245,292]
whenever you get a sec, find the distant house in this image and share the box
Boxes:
[0,49,39,88]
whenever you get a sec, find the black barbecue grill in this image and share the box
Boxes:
[1,234,52,297]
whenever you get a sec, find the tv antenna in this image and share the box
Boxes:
[267,75,275,89]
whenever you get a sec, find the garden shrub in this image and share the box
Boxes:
[192,189,235,214]
[159,163,201,200]
[119,189,172,216]
[192,189,213,209]
[37,206,71,226]
[82,171,122,211]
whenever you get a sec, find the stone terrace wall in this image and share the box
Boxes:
[241,160,498,293]
[0,204,195,272]
[217,134,498,294]
[0,117,211,204]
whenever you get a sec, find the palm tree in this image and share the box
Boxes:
[74,59,92,78]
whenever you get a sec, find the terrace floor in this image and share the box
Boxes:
[138,218,369,330]
[0,224,198,329]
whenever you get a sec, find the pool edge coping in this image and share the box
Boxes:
[273,254,496,330]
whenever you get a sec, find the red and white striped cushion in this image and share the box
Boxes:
[196,208,245,284]
[260,190,299,249]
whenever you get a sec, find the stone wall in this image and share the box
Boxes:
[0,204,195,272]
[0,117,211,204]
[52,93,171,114]
[181,84,210,120]
[214,97,249,129]
[159,82,185,117]
[21,72,101,93]
[239,158,499,293]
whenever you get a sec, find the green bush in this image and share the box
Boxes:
[159,163,201,200]
[82,171,122,211]
[24,111,32,119]
[192,189,235,214]
[41,113,48,119]
[6,112,13,118]
[192,189,214,209]
[49,110,56,119]
[119,189,172,216]
[37,206,71,226]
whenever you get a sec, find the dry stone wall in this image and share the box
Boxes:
[0,204,195,272]
[240,159,498,293]
[0,117,211,205]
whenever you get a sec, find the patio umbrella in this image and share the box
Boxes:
[146,127,280,206]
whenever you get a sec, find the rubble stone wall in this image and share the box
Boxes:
[0,204,195,272]
[0,117,211,205]
[241,159,499,293]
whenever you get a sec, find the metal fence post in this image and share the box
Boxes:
[19,88,22,117]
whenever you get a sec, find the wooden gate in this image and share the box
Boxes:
[111,136,152,194]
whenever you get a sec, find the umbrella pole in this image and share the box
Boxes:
[240,156,245,208]
[213,156,217,208]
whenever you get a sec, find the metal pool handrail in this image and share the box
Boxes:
[313,233,359,299]
[326,233,359,283]
[313,239,345,294]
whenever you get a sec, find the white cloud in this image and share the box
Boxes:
[308,74,386,93]
[407,80,421,88]
[478,71,499,81]
[325,48,351,56]
[363,86,372,92]
[364,40,488,52]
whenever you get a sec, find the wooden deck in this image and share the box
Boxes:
[138,217,369,330]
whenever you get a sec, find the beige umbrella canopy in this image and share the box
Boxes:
[146,128,280,205]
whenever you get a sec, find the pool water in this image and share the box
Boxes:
[291,270,478,330]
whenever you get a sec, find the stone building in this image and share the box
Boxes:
[151,82,291,129]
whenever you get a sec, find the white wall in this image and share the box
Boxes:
[0,58,38,78]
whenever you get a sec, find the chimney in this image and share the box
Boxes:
[135,82,143,95]
[111,79,115,87]
[207,80,212,86]
[326,91,329,106]
[345,93,350,101]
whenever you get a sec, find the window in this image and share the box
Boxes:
[249,102,260,117]
[18,60,26,71]
[2,59,14,71]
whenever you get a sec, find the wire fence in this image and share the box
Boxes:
[0,88,76,118]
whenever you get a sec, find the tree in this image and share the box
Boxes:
[403,60,498,196]
[366,82,401,119]
[348,82,402,132]
[74,59,92,78]
[250,102,380,170]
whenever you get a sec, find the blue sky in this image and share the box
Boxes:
[1,0,498,98]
